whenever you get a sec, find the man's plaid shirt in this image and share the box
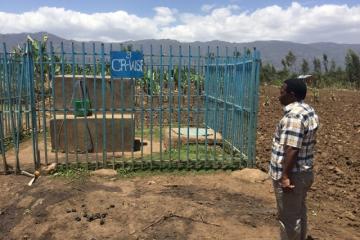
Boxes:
[269,101,319,180]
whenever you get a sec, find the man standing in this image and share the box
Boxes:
[270,78,319,240]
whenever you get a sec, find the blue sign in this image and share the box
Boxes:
[110,51,144,78]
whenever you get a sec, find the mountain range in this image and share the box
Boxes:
[1,32,360,70]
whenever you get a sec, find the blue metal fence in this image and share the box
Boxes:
[0,40,260,172]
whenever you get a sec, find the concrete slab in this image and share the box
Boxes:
[163,127,222,150]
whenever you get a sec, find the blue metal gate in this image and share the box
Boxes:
[0,38,260,172]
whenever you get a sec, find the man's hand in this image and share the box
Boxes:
[281,145,299,191]
[280,175,295,190]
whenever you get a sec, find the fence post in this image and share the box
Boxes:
[248,49,261,168]
[0,111,8,173]
[27,40,40,170]
[3,43,21,173]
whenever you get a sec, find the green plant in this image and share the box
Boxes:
[52,166,90,180]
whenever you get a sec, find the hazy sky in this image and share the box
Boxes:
[0,0,359,43]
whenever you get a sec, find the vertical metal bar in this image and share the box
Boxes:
[110,43,116,169]
[248,49,261,167]
[140,45,144,168]
[60,42,69,166]
[81,42,89,169]
[252,50,261,167]
[24,45,30,135]
[213,46,220,164]
[24,47,30,135]
[121,49,125,169]
[230,47,237,165]
[222,47,229,164]
[239,49,246,166]
[245,54,250,167]
[27,41,40,170]
[0,55,5,138]
[204,46,210,165]
[150,45,154,168]
[130,74,135,167]
[49,42,59,163]
[14,47,25,170]
[195,46,200,163]
[186,45,191,166]
[177,46,182,165]
[0,51,8,171]
[3,43,20,172]
[100,43,107,167]
[168,46,173,166]
[39,39,48,165]
[71,42,79,165]
[159,45,164,168]
[0,111,8,173]
[92,43,99,168]
[126,44,135,168]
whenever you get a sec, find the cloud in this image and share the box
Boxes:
[0,3,360,43]
[153,7,177,26]
[201,4,216,13]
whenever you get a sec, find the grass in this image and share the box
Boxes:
[46,132,248,179]
[51,163,228,180]
[116,167,224,179]
[135,126,162,140]
[135,124,192,140]
[52,165,90,181]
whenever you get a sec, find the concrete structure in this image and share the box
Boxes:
[50,75,135,153]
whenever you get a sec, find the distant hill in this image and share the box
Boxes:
[1,32,360,70]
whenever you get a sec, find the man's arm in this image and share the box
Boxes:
[281,145,300,189]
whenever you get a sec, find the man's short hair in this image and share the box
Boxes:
[284,78,307,100]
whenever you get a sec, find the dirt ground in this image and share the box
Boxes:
[1,85,360,240]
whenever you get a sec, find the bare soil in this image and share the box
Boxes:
[0,85,359,240]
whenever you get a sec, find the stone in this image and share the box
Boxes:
[41,163,58,175]
[334,167,344,175]
[344,211,356,221]
[336,145,344,152]
[231,168,269,183]
[31,198,45,209]
[327,165,335,171]
[91,169,118,177]
[321,152,329,158]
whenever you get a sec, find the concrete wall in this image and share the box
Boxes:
[53,75,134,111]
[50,114,134,153]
